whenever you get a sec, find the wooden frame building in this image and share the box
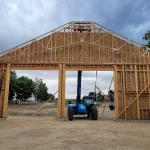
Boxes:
[0,21,150,120]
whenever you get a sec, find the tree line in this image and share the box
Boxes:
[9,71,54,102]
[88,90,114,102]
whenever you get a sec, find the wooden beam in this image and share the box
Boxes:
[147,66,150,108]
[114,65,118,119]
[61,64,66,118]
[2,62,150,65]
[10,64,114,71]
[2,64,10,118]
[102,76,114,117]
[122,65,127,119]
[66,66,114,71]
[10,66,59,70]
[135,65,140,119]
[57,64,66,118]
[33,90,58,116]
[57,64,62,118]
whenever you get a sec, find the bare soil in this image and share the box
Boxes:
[0,104,149,150]
[8,103,115,119]
[0,116,150,150]
[8,103,58,116]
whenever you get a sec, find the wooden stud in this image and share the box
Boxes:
[61,64,66,118]
[57,64,66,118]
[114,65,118,119]
[122,65,127,118]
[147,66,150,108]
[2,64,10,118]
[135,65,140,119]
[57,64,62,118]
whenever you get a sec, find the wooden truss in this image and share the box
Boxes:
[0,21,150,119]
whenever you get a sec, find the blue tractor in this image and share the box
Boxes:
[68,71,98,121]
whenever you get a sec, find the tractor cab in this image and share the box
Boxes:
[83,96,95,106]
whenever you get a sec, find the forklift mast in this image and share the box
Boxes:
[77,70,82,103]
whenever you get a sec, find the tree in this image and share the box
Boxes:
[88,92,95,97]
[143,31,150,48]
[88,92,105,102]
[34,78,50,101]
[15,76,35,101]
[9,71,17,100]
[97,92,104,102]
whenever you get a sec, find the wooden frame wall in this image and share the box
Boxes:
[115,65,150,120]
[0,63,150,120]
[0,21,150,119]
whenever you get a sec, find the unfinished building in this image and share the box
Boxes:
[0,21,150,120]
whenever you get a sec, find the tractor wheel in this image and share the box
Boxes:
[87,113,91,119]
[68,107,73,121]
[91,105,98,120]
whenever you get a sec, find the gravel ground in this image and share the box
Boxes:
[0,116,150,150]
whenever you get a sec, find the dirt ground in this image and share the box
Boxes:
[0,116,150,150]
[8,103,58,116]
[8,103,115,119]
[0,104,149,150]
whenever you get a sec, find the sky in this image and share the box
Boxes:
[0,0,149,98]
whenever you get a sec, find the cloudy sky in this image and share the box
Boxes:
[0,0,149,98]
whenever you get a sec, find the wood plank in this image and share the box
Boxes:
[61,64,66,118]
[57,64,62,118]
[11,66,59,70]
[135,65,140,119]
[122,65,126,118]
[147,66,150,108]
[114,65,118,119]
[2,64,10,118]
[66,66,114,71]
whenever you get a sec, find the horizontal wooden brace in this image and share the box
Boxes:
[2,62,150,65]
[10,66,59,70]
[10,65,114,71]
[66,66,114,71]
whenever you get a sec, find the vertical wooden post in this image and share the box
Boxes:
[57,64,62,118]
[147,65,150,108]
[135,65,140,119]
[57,64,66,118]
[2,64,10,118]
[122,65,127,119]
[114,65,118,119]
[61,64,66,118]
